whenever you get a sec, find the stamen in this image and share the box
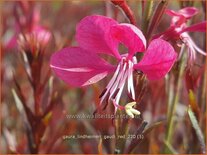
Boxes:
[185,33,206,56]
[102,100,109,110]
[112,88,120,99]
[112,99,125,111]
[114,67,128,104]
[100,61,122,103]
[99,88,107,98]
[127,61,135,100]
[99,56,137,111]
[108,62,127,101]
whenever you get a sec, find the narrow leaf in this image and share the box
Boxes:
[143,120,166,135]
[188,89,200,119]
[126,120,148,153]
[187,106,206,154]
[163,140,178,154]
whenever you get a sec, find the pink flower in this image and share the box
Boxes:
[4,2,51,50]
[18,26,51,54]
[153,7,206,62]
[50,15,177,111]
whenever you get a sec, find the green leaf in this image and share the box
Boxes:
[163,140,178,154]
[187,106,206,154]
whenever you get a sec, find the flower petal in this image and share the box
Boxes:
[50,47,115,87]
[153,26,182,41]
[165,9,186,26]
[180,21,207,33]
[33,26,51,45]
[178,7,198,19]
[76,15,121,59]
[134,39,177,80]
[166,9,182,17]
[166,7,198,26]
[166,7,198,19]
[110,23,146,58]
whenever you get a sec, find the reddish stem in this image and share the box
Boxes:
[111,0,136,25]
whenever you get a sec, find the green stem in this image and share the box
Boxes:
[199,62,206,126]
[166,75,174,124]
[164,45,186,153]
[114,110,129,154]
[142,0,154,35]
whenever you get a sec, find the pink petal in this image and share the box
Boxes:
[166,9,186,26]
[180,21,207,33]
[110,23,146,59]
[166,7,198,26]
[166,7,198,19]
[166,9,182,17]
[50,47,115,87]
[178,7,198,19]
[134,39,177,80]
[33,26,51,45]
[153,26,181,40]
[76,15,121,59]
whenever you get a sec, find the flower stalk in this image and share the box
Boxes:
[11,2,54,153]
[142,0,154,35]
[164,45,187,153]
[111,0,136,25]
[146,0,168,41]
[114,110,130,154]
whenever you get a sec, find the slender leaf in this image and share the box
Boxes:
[188,106,206,154]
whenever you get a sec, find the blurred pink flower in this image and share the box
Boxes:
[153,7,206,62]
[18,26,51,50]
[5,2,51,50]
[50,15,177,110]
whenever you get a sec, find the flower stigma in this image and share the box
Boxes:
[125,101,140,118]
